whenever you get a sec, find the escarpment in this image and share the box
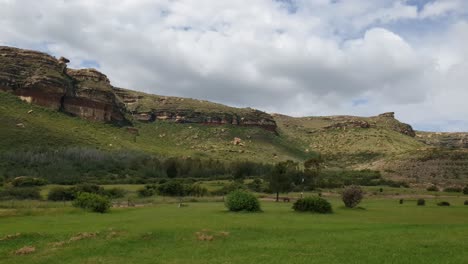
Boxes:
[0,46,277,130]
[114,88,277,131]
[0,46,126,123]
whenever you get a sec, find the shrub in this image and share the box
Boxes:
[342,185,364,208]
[185,184,208,197]
[293,197,332,214]
[11,177,47,187]
[427,185,439,192]
[72,192,111,213]
[417,199,425,206]
[70,184,105,195]
[158,181,186,196]
[463,186,468,195]
[103,188,126,198]
[464,200,468,205]
[0,187,41,200]
[399,199,404,204]
[225,190,261,212]
[137,185,158,197]
[444,187,462,193]
[47,187,76,201]
[437,201,450,206]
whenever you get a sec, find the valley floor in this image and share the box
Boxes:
[1,197,468,264]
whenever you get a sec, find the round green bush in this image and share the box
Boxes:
[437,201,450,207]
[72,192,111,213]
[463,186,468,195]
[47,186,76,201]
[342,185,364,208]
[293,197,332,214]
[417,199,425,206]
[464,200,468,206]
[225,190,261,212]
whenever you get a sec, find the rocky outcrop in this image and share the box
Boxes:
[0,46,126,123]
[416,132,468,148]
[0,46,71,110]
[0,46,277,130]
[64,69,126,122]
[376,112,416,137]
[114,88,277,131]
[324,120,370,130]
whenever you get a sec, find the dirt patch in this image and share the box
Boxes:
[14,246,35,255]
[69,232,98,242]
[0,233,21,241]
[195,229,230,242]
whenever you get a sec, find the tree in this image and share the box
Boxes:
[342,185,364,208]
[268,160,297,202]
[164,158,178,178]
[303,155,323,189]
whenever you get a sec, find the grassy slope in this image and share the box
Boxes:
[273,114,426,166]
[0,91,307,162]
[1,199,468,264]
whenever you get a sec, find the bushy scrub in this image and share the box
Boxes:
[464,200,468,205]
[47,186,76,201]
[342,185,364,208]
[427,185,439,192]
[417,199,425,206]
[0,187,41,200]
[11,176,47,187]
[73,192,111,213]
[103,188,126,198]
[463,186,468,195]
[444,187,462,193]
[293,197,332,214]
[137,185,158,197]
[225,190,261,212]
[437,201,450,206]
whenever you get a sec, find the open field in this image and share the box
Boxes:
[1,197,467,264]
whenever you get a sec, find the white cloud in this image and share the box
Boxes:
[0,0,468,131]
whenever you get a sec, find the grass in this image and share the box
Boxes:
[0,91,307,162]
[0,197,467,263]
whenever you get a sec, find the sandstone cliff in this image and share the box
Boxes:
[0,46,126,123]
[0,46,277,130]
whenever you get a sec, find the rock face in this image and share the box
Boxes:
[0,46,126,123]
[416,132,468,148]
[376,112,416,137]
[0,46,71,110]
[0,46,277,131]
[114,88,277,131]
[64,69,126,122]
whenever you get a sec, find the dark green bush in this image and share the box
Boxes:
[293,197,332,213]
[225,190,261,212]
[185,184,208,197]
[72,192,111,213]
[0,187,41,200]
[103,188,126,198]
[399,199,404,204]
[444,187,462,193]
[342,185,364,208]
[47,186,76,201]
[158,181,186,196]
[437,201,450,206]
[11,176,47,187]
[427,185,439,192]
[464,200,468,205]
[417,199,425,206]
[462,186,468,195]
[137,185,158,197]
[70,184,105,195]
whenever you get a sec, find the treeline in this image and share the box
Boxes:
[0,148,273,184]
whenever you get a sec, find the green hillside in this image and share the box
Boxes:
[0,91,307,162]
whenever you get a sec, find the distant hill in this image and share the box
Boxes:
[1,45,467,185]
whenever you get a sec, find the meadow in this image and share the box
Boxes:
[1,194,467,264]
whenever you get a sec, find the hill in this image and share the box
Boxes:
[1,45,468,185]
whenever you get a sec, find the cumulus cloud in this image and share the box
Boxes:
[0,0,468,131]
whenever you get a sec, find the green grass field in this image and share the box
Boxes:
[1,197,467,264]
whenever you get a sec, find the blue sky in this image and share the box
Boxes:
[0,0,468,131]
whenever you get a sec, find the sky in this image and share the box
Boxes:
[1,0,468,131]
